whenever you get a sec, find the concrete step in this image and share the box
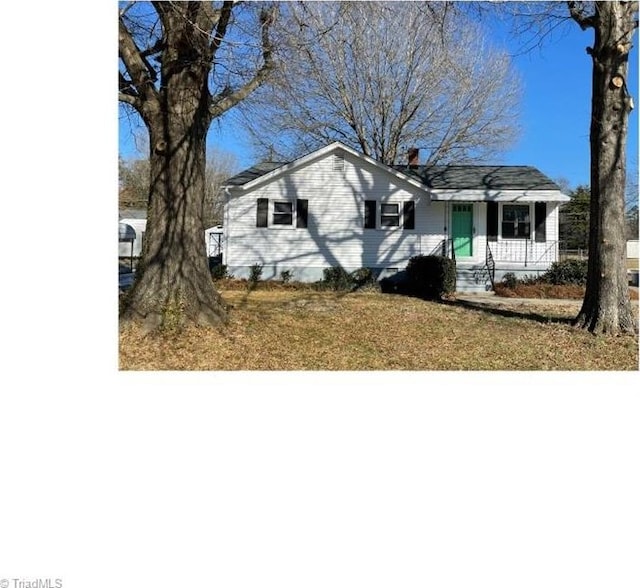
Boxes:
[456,267,492,293]
[456,283,492,293]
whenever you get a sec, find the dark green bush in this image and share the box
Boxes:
[501,272,518,289]
[211,264,229,280]
[280,269,293,283]
[351,267,378,289]
[405,255,456,299]
[319,266,380,291]
[540,259,588,285]
[249,263,263,283]
[321,266,353,290]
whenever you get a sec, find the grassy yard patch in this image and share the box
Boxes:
[119,289,639,371]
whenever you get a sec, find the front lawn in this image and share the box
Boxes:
[119,288,638,371]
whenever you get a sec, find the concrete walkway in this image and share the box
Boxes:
[455,293,580,307]
[456,289,639,308]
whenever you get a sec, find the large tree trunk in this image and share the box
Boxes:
[120,8,227,330]
[120,121,228,329]
[573,1,637,335]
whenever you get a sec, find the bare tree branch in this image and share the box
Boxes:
[568,1,598,29]
[239,1,520,165]
[209,5,276,118]
[118,15,160,116]
[210,1,233,58]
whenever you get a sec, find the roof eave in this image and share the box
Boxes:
[430,189,570,202]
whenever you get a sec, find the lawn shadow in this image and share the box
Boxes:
[443,298,576,326]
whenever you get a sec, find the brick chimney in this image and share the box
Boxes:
[408,147,419,166]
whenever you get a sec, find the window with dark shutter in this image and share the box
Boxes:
[487,202,498,242]
[535,202,547,242]
[364,200,377,229]
[403,201,415,230]
[296,199,308,228]
[256,198,269,227]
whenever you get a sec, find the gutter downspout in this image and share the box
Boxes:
[223,186,232,267]
[444,201,449,257]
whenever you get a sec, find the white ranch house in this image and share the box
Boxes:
[222,142,570,292]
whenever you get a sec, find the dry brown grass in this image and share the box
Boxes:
[119,287,639,371]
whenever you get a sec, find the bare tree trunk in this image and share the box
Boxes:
[121,113,228,329]
[572,1,637,335]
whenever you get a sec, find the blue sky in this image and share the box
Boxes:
[500,20,639,190]
[119,9,639,192]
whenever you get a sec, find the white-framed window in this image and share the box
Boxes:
[501,204,530,239]
[380,203,400,227]
[273,201,293,225]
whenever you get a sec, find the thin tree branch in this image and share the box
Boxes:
[210,1,234,58]
[209,5,276,118]
[119,15,160,115]
[119,1,136,18]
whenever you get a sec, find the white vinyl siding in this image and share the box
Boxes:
[225,150,434,278]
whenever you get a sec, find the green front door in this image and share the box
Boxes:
[452,204,473,257]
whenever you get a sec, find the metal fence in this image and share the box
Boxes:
[559,248,588,261]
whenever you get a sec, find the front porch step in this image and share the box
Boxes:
[456,266,493,293]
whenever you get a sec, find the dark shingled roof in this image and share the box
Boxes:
[224,157,561,192]
[225,161,288,186]
[393,165,561,191]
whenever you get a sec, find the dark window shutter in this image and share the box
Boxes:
[487,202,498,241]
[256,198,269,227]
[403,201,415,230]
[296,199,308,228]
[535,202,547,242]
[364,200,377,229]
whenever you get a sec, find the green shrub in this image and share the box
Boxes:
[541,259,588,285]
[351,267,378,289]
[249,263,263,284]
[405,255,456,299]
[501,272,518,289]
[280,269,293,284]
[211,264,229,280]
[321,266,353,291]
[318,266,384,291]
